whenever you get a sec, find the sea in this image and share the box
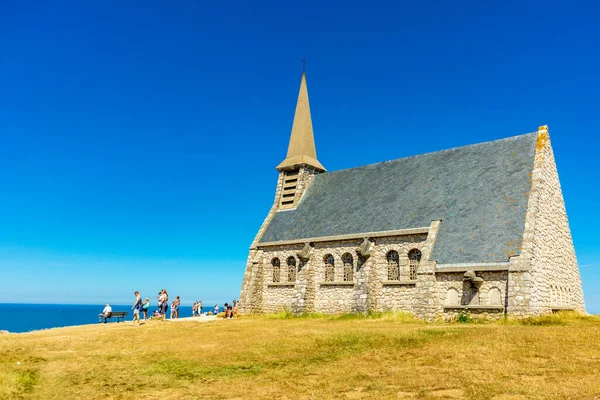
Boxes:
[0,303,224,333]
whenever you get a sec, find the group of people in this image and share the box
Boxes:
[131,291,152,324]
[192,300,203,316]
[99,291,241,324]
[130,289,180,325]
[222,300,239,319]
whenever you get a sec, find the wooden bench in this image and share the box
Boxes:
[99,311,128,323]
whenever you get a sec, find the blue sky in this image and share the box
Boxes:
[0,1,598,311]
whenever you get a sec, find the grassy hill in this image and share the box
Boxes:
[1,312,599,400]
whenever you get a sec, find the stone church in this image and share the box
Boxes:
[239,73,585,319]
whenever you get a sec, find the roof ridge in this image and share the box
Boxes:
[320,131,538,176]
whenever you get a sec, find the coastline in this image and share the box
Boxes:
[0,303,223,333]
[0,314,219,335]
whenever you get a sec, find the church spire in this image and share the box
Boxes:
[276,72,326,172]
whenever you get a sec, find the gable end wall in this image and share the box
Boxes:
[528,131,585,312]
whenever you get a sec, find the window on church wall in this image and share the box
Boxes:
[387,250,400,280]
[464,287,479,305]
[408,249,421,280]
[272,258,281,283]
[287,256,297,282]
[324,254,334,282]
[342,253,354,282]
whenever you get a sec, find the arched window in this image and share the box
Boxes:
[489,287,502,306]
[465,287,479,305]
[324,254,334,282]
[408,249,422,280]
[387,250,400,280]
[272,258,280,283]
[445,288,459,305]
[287,256,297,282]
[342,253,354,282]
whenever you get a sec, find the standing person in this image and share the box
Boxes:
[224,303,230,318]
[198,300,203,314]
[142,297,150,321]
[232,300,238,317]
[213,304,219,315]
[160,289,169,319]
[157,290,163,317]
[132,291,142,325]
[227,302,234,319]
[171,296,180,319]
[192,301,198,317]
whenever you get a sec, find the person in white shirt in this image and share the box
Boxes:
[99,304,112,323]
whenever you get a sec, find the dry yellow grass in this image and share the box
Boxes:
[1,312,600,400]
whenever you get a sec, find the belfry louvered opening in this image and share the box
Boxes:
[280,170,299,208]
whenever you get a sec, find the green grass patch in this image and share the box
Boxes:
[0,368,38,400]
[263,310,421,322]
[145,358,262,381]
[264,310,327,319]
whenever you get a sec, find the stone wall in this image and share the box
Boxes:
[260,243,304,313]
[255,233,430,315]
[239,166,319,313]
[238,172,284,313]
[294,166,317,206]
[253,233,518,320]
[528,131,585,312]
[412,221,441,320]
[507,127,585,316]
[369,234,427,313]
[311,239,368,314]
[436,271,508,307]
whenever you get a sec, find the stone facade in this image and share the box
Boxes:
[437,270,508,320]
[239,71,585,320]
[244,227,537,320]
[505,127,585,315]
[254,232,430,315]
[239,127,586,320]
[239,167,319,314]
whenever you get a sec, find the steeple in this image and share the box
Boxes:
[276,73,326,172]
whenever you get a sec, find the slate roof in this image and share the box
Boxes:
[258,132,538,264]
